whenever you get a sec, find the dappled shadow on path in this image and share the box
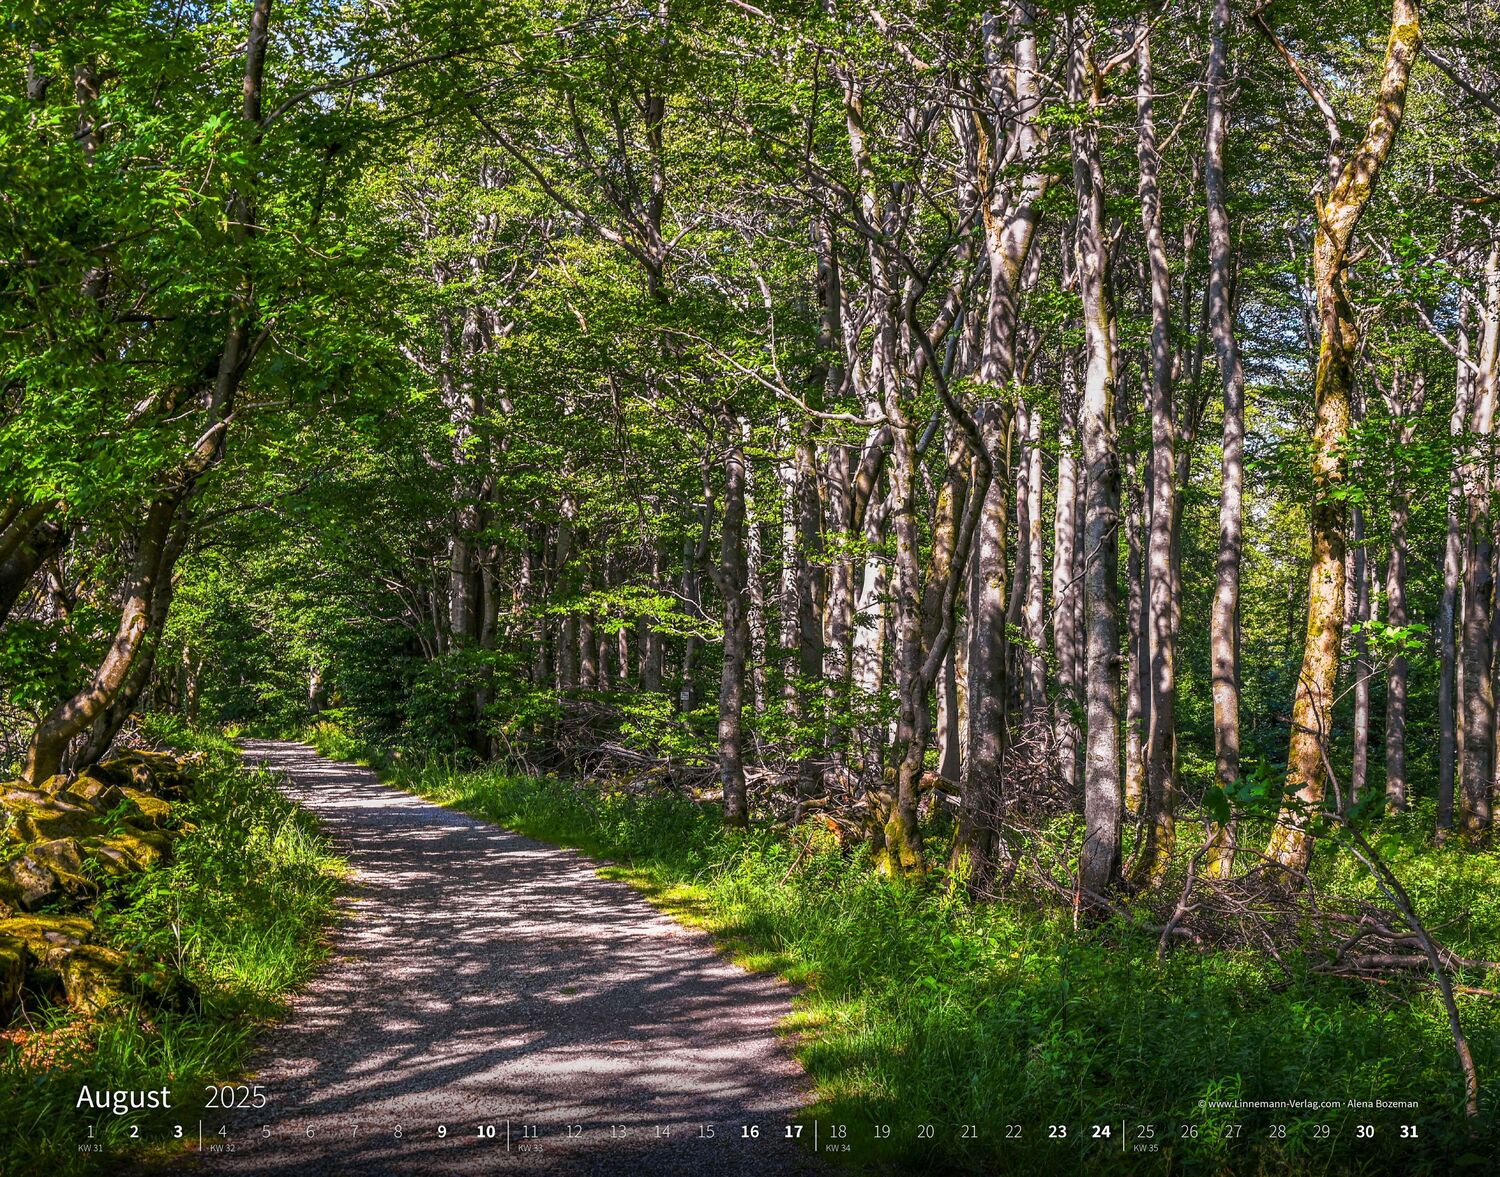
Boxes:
[192,741,818,1176]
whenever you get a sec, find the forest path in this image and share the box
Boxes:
[207,740,817,1176]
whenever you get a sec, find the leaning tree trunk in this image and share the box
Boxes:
[954,2,1050,878]
[1266,0,1420,875]
[76,523,190,770]
[23,494,182,783]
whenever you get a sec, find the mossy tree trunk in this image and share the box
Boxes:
[1265,0,1421,874]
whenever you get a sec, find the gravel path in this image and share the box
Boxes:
[205,740,819,1176]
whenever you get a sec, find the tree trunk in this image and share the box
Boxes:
[0,519,66,626]
[1136,23,1178,883]
[1021,404,1047,718]
[1124,452,1147,818]
[953,2,1050,877]
[1266,0,1420,874]
[23,493,182,783]
[1052,357,1084,799]
[1205,0,1245,876]
[1071,19,1123,896]
[714,429,751,828]
[1459,244,1500,839]
[1350,506,1371,807]
[961,403,1012,867]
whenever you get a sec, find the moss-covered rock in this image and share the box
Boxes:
[95,750,191,798]
[24,838,94,898]
[92,826,168,871]
[119,786,172,828]
[63,774,127,812]
[0,878,23,918]
[2,792,102,844]
[0,932,25,1011]
[0,914,93,956]
[6,855,60,911]
[54,943,129,1014]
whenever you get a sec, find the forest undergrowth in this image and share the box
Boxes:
[0,719,343,1176]
[303,720,1500,1176]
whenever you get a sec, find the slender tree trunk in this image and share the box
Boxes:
[1380,464,1404,815]
[1071,19,1123,896]
[962,403,1012,866]
[1439,310,1477,831]
[1266,0,1420,874]
[1021,405,1047,717]
[640,540,665,692]
[954,2,1050,876]
[1124,452,1147,818]
[1136,23,1178,882]
[746,460,770,717]
[879,409,928,874]
[1350,506,1371,807]
[714,429,751,828]
[1460,244,1500,839]
[1205,0,1245,875]
[1053,357,1084,799]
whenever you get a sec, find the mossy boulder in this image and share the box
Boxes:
[0,914,93,957]
[63,774,127,812]
[53,943,130,1014]
[119,787,172,828]
[24,838,94,898]
[95,750,191,798]
[91,826,169,872]
[0,878,23,918]
[1,792,102,844]
[0,934,25,1017]
[6,855,60,911]
[35,773,74,797]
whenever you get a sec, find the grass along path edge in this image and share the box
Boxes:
[0,718,344,1176]
[300,722,1500,1176]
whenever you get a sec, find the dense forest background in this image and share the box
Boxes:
[5,0,1500,1144]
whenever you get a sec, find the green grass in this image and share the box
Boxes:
[304,721,1500,1175]
[0,718,343,1174]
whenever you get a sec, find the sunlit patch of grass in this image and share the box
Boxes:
[0,718,343,1175]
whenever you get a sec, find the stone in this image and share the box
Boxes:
[0,934,24,1019]
[1,792,101,844]
[54,944,129,1014]
[63,774,127,812]
[7,856,59,911]
[119,787,172,828]
[36,773,73,797]
[25,838,94,898]
[96,750,190,798]
[0,914,93,957]
[82,839,139,878]
[93,827,168,871]
[0,878,22,918]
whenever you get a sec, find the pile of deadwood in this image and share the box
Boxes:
[0,748,198,1024]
